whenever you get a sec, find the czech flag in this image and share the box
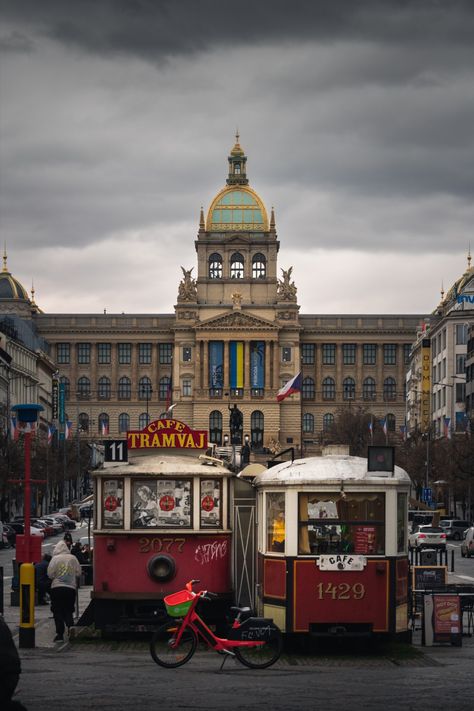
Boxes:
[277,372,302,402]
[47,424,56,445]
[443,416,451,439]
[10,416,19,441]
[101,420,109,436]
[65,420,73,440]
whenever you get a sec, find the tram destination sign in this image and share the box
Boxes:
[317,555,367,571]
[127,418,208,450]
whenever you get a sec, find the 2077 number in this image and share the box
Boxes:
[316,582,365,600]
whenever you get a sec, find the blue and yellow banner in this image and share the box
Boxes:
[229,341,244,389]
[250,341,265,389]
[209,341,224,388]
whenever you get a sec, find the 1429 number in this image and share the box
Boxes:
[316,582,365,600]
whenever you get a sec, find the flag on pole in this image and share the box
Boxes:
[399,425,407,441]
[368,417,373,442]
[47,424,56,445]
[166,379,172,411]
[276,372,302,402]
[101,420,109,436]
[10,416,18,441]
[379,418,387,437]
[65,420,73,440]
[443,416,451,439]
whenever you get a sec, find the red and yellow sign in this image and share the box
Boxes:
[127,419,208,450]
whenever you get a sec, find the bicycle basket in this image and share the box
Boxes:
[164,589,195,618]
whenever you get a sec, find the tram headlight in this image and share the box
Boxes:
[147,554,176,583]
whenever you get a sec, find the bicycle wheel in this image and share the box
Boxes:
[150,621,197,668]
[234,628,283,669]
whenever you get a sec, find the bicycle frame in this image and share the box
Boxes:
[170,591,265,652]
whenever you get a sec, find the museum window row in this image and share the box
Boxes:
[208,252,267,279]
[301,343,412,366]
[302,412,397,434]
[300,376,403,401]
[56,342,180,365]
[60,375,171,401]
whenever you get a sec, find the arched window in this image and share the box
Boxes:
[118,376,131,400]
[386,413,396,432]
[322,413,334,432]
[118,413,130,433]
[251,410,264,449]
[98,376,111,399]
[209,253,223,279]
[230,252,244,279]
[98,413,109,434]
[302,377,315,400]
[343,377,355,400]
[363,377,376,401]
[60,376,70,400]
[322,377,335,400]
[303,413,314,433]
[78,412,89,433]
[209,410,223,445]
[383,377,396,401]
[77,376,90,398]
[252,253,266,279]
[138,412,149,429]
[159,376,171,401]
[138,376,152,400]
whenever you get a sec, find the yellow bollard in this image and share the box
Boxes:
[19,562,35,648]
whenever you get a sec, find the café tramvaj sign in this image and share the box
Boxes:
[127,419,208,450]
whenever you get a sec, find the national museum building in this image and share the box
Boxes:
[0,138,425,452]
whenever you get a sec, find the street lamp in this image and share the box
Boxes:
[140,383,153,424]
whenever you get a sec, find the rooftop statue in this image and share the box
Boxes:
[277,266,297,301]
[178,266,197,302]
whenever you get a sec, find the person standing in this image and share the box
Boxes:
[47,540,81,642]
[34,553,52,604]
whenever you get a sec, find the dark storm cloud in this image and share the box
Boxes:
[1,1,474,61]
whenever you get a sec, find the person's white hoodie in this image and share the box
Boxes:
[47,540,82,590]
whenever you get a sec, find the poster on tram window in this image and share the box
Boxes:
[354,526,376,554]
[131,479,192,528]
[200,479,221,528]
[102,479,124,528]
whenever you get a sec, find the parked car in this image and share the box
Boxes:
[41,516,65,534]
[408,525,447,551]
[50,513,76,529]
[6,522,44,538]
[439,519,471,541]
[32,519,54,537]
[461,527,474,558]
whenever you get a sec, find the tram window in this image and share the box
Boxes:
[102,478,124,528]
[131,479,192,528]
[267,492,285,553]
[397,493,407,553]
[200,479,221,528]
[298,493,385,556]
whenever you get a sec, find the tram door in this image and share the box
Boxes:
[232,476,256,609]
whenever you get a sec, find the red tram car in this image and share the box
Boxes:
[88,420,411,640]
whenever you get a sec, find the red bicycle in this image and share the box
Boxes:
[150,580,283,669]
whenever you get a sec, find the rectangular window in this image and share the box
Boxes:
[182,346,192,362]
[159,343,173,364]
[397,493,407,553]
[343,344,356,365]
[442,329,446,349]
[102,479,124,529]
[301,343,315,365]
[97,343,111,364]
[363,344,377,365]
[456,324,468,345]
[282,347,292,363]
[77,343,91,364]
[403,344,411,365]
[118,343,132,364]
[432,338,437,358]
[56,343,70,364]
[182,379,192,397]
[383,344,397,365]
[456,383,466,403]
[322,344,336,365]
[131,479,192,529]
[267,492,285,553]
[456,354,466,374]
[139,343,152,364]
[297,492,385,555]
[200,479,221,528]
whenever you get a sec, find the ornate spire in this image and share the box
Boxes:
[31,280,36,305]
[2,243,8,273]
[199,206,205,229]
[270,206,275,230]
[440,281,444,301]
[468,244,472,270]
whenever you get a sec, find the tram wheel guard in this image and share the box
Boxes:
[147,554,176,583]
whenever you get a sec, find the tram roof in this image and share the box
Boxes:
[252,455,411,487]
[95,451,232,477]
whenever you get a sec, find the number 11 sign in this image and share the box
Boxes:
[104,440,128,462]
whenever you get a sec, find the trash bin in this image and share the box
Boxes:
[420,548,438,566]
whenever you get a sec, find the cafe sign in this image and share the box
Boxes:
[317,555,367,571]
[127,419,208,450]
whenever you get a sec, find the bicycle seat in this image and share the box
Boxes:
[230,606,251,614]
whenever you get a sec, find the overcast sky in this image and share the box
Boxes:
[1,0,473,316]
